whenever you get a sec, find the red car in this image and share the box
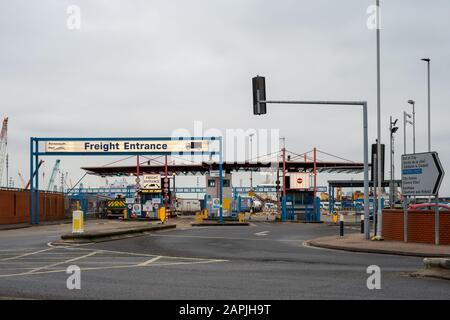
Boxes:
[408,203,450,211]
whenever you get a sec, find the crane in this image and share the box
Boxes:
[18,172,26,188]
[19,160,44,190]
[0,117,8,187]
[47,159,61,191]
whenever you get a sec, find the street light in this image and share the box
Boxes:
[407,100,416,154]
[389,117,399,208]
[375,0,383,239]
[249,133,255,190]
[421,58,431,152]
[403,111,413,155]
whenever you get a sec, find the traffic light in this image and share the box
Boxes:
[252,76,266,115]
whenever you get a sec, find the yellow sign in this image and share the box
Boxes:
[107,200,125,208]
[141,189,162,194]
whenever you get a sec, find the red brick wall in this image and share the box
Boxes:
[382,209,450,245]
[0,189,66,225]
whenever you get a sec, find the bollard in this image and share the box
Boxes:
[72,210,84,234]
[360,214,364,234]
[339,214,344,237]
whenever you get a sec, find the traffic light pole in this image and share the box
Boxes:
[257,98,371,239]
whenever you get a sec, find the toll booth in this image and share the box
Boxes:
[205,172,232,218]
[282,190,320,222]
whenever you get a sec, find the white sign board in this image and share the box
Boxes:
[209,170,221,177]
[401,152,444,196]
[152,198,162,204]
[143,174,161,190]
[289,173,311,189]
[132,204,142,215]
[45,140,209,153]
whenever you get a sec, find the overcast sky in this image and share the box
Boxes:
[1,0,449,195]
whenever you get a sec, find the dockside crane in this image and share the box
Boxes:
[0,117,8,187]
[18,172,26,188]
[47,159,61,191]
[18,160,44,190]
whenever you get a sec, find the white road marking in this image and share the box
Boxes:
[0,248,54,261]
[0,259,227,278]
[138,256,162,266]
[254,231,270,236]
[25,251,98,274]
[147,233,303,242]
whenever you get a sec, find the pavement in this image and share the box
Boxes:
[307,233,450,257]
[0,219,449,299]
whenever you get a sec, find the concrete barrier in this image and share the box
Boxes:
[57,223,176,244]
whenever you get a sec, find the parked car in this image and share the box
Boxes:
[408,203,450,211]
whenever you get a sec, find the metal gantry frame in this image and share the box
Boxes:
[29,136,224,225]
[257,98,371,239]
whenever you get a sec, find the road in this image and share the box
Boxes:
[0,221,449,299]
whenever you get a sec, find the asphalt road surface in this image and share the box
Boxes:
[0,222,449,299]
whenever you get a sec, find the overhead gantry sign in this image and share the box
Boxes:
[29,137,223,225]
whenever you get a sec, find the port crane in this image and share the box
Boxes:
[47,159,61,191]
[0,117,8,187]
[17,160,45,190]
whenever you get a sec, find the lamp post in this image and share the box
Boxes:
[407,100,416,154]
[403,111,413,155]
[389,117,399,208]
[421,58,431,152]
[375,0,383,239]
[249,133,255,190]
[172,172,176,205]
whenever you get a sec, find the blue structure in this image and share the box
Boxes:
[29,137,223,225]
[282,190,321,222]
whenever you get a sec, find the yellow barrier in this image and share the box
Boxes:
[203,209,208,219]
[332,212,339,224]
[238,213,245,223]
[158,207,166,223]
[72,210,84,234]
[195,212,204,224]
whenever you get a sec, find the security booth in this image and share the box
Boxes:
[282,173,321,222]
[205,172,232,218]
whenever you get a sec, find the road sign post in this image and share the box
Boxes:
[401,152,444,244]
